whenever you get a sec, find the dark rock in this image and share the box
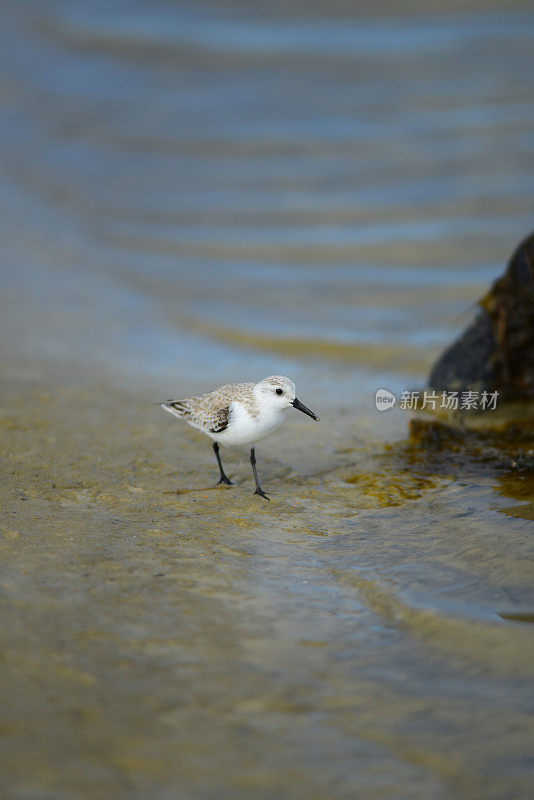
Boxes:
[429,232,534,402]
[408,418,534,471]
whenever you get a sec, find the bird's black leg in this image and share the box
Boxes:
[213,442,233,485]
[250,447,269,500]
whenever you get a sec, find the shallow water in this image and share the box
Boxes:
[1,1,533,799]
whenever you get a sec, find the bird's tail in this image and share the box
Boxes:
[161,399,191,419]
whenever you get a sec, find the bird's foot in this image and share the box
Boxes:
[217,476,234,486]
[253,488,270,500]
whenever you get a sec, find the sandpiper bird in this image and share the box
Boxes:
[161,375,319,499]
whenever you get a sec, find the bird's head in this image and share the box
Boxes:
[254,376,319,420]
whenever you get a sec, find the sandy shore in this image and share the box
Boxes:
[1,349,533,800]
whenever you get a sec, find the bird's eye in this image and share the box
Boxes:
[276,388,283,395]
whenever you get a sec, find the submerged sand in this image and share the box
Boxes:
[1,352,533,800]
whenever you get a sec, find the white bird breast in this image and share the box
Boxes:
[214,401,287,446]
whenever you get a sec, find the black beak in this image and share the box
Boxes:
[291,397,320,421]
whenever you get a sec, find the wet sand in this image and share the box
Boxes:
[1,346,533,800]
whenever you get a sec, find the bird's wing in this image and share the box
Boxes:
[208,404,231,433]
[161,400,191,419]
[163,382,252,433]
[188,383,253,432]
